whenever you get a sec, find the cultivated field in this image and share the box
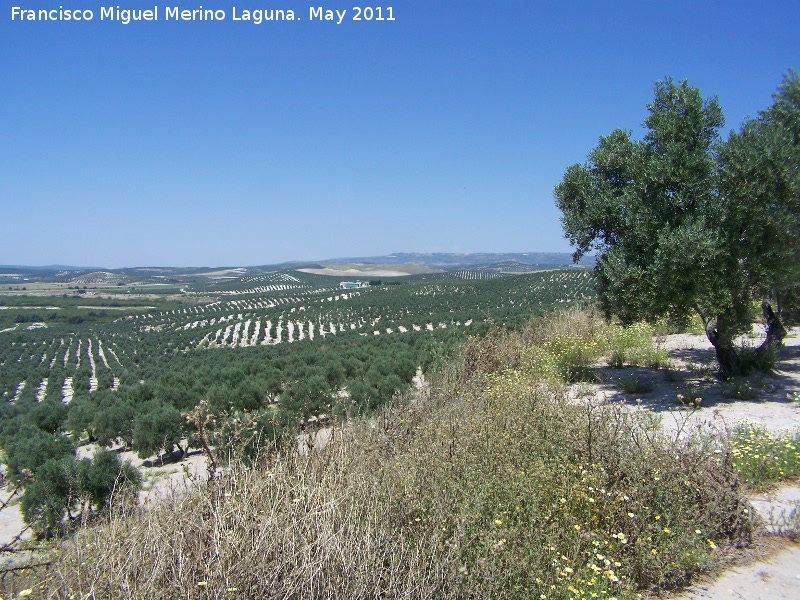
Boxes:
[1,270,594,407]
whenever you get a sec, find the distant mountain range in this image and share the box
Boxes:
[258,252,591,273]
[0,252,592,279]
[335,252,591,270]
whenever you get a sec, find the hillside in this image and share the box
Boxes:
[0,270,595,547]
[3,309,800,598]
[0,270,595,410]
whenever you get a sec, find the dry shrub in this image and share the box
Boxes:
[459,306,609,382]
[521,304,608,346]
[10,309,752,599]
[30,422,445,599]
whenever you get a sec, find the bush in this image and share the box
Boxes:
[607,322,670,369]
[735,342,777,376]
[723,378,761,401]
[467,308,667,382]
[617,375,654,394]
[20,457,77,539]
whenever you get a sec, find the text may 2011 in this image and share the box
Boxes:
[9,6,396,25]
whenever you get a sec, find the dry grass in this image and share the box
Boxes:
[7,309,754,599]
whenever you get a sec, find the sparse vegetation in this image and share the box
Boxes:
[617,375,654,395]
[676,381,706,408]
[0,270,598,544]
[723,378,761,401]
[3,261,799,598]
[4,309,754,599]
[727,425,800,490]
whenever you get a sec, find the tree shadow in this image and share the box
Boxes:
[588,351,800,415]
[668,346,716,370]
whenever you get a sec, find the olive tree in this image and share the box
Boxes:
[20,457,77,538]
[555,73,800,377]
[21,452,140,538]
[132,401,184,460]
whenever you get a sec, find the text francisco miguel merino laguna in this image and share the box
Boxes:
[10,5,396,24]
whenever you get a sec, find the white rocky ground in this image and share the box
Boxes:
[565,328,800,600]
[87,338,98,393]
[97,340,110,369]
[35,379,47,402]
[674,541,800,600]
[578,329,800,438]
[643,330,800,600]
[11,382,24,404]
[62,377,73,403]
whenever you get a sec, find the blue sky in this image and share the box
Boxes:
[1,1,798,267]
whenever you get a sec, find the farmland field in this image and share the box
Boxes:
[0,268,594,464]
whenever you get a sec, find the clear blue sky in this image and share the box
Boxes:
[1,1,798,267]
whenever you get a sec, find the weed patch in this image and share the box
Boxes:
[728,424,800,489]
[724,378,761,401]
[676,382,706,408]
[617,375,654,394]
[607,323,670,369]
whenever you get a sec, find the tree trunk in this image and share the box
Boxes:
[705,302,787,379]
[756,300,787,358]
[704,321,740,379]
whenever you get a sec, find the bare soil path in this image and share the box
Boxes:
[570,328,800,440]
[676,542,800,599]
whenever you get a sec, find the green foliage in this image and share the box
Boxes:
[723,378,760,401]
[1,271,597,474]
[556,72,800,377]
[512,309,608,382]
[92,394,137,448]
[77,449,141,510]
[64,394,94,440]
[397,373,746,597]
[717,71,800,328]
[0,294,177,330]
[0,423,74,485]
[607,322,670,369]
[676,382,706,408]
[27,399,69,435]
[556,79,723,325]
[734,342,778,374]
[132,401,184,459]
[26,310,752,598]
[20,450,141,539]
[617,375,654,394]
[20,456,77,538]
[515,311,666,382]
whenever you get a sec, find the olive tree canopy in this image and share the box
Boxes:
[555,73,800,377]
